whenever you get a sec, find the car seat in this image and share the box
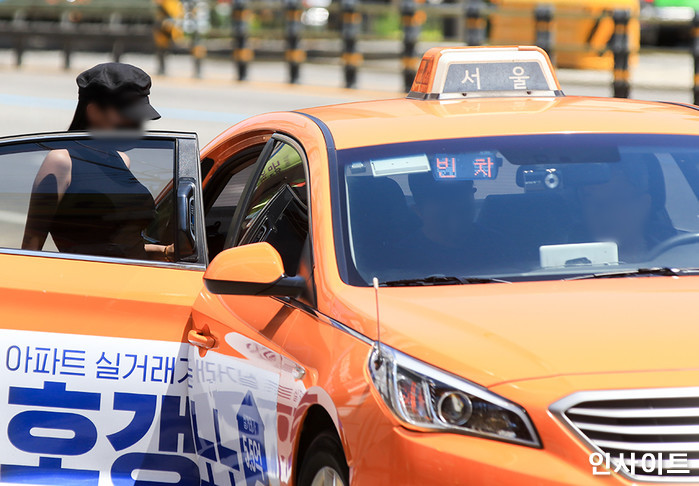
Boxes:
[477,192,572,267]
[346,176,419,281]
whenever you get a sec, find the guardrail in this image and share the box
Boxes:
[223,1,639,95]
[0,0,670,101]
[0,1,155,69]
[0,19,154,69]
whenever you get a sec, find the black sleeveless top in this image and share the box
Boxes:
[50,144,156,259]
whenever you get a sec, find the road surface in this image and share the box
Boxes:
[0,49,696,145]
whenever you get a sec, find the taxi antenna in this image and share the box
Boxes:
[372,277,383,369]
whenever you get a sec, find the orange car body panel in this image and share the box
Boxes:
[300,96,699,150]
[0,253,202,343]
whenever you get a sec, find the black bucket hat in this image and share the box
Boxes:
[76,62,161,122]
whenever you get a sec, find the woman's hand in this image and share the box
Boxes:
[145,243,176,262]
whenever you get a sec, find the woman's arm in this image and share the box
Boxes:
[144,243,175,262]
[21,150,72,251]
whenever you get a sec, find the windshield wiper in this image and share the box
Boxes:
[566,267,689,281]
[381,275,510,287]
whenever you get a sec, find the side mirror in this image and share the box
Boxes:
[204,242,306,298]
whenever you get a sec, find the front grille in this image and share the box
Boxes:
[551,388,699,482]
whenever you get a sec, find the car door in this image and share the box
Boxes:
[0,131,208,485]
[188,135,313,486]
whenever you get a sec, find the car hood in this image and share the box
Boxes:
[349,277,699,388]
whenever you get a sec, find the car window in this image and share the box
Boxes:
[213,166,254,208]
[335,133,699,285]
[0,138,177,263]
[235,141,309,275]
[206,164,255,259]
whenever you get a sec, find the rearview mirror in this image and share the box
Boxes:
[204,242,306,298]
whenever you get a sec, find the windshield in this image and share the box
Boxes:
[333,134,699,285]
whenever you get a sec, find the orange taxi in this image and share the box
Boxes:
[2,46,699,486]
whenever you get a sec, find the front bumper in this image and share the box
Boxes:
[351,426,608,485]
[350,369,699,485]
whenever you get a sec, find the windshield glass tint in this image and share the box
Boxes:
[334,134,699,285]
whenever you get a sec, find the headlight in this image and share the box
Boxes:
[369,345,541,448]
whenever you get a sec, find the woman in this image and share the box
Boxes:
[21,62,175,261]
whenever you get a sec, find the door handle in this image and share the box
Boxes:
[177,178,197,261]
[188,329,216,350]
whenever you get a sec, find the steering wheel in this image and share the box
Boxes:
[648,232,699,260]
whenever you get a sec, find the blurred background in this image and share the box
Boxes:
[0,0,697,143]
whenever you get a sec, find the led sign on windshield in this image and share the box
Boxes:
[433,153,500,181]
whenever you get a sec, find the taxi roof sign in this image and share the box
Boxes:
[408,46,563,100]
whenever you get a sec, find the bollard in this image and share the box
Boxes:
[156,49,168,76]
[60,12,73,70]
[12,10,26,67]
[112,40,124,63]
[611,9,631,99]
[401,0,425,92]
[186,2,201,79]
[190,0,210,79]
[285,0,306,84]
[534,4,555,65]
[465,0,487,47]
[153,24,169,75]
[693,11,699,105]
[63,40,72,70]
[192,43,206,79]
[14,37,24,67]
[341,0,363,89]
[232,0,253,81]
[109,14,124,62]
[154,2,175,75]
[442,0,459,40]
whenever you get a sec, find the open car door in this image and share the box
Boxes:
[0,131,208,485]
